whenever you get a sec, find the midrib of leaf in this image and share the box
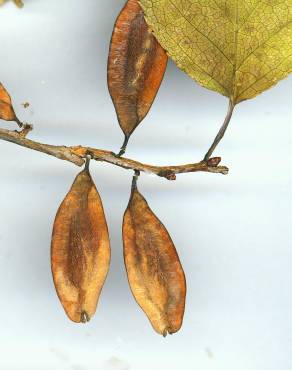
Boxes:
[141,0,292,103]
[161,0,243,98]
[232,0,240,103]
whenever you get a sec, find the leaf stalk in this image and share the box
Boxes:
[204,100,235,162]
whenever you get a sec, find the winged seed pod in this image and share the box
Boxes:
[0,0,23,7]
[51,162,110,323]
[123,174,186,336]
[0,82,19,124]
[107,0,168,155]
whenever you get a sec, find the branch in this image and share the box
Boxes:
[0,126,229,180]
[0,127,84,166]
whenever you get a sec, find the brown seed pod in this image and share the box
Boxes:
[107,0,168,154]
[51,163,110,323]
[123,175,186,336]
[0,82,18,123]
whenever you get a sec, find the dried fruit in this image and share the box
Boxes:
[108,0,168,154]
[51,162,110,323]
[0,82,20,124]
[13,0,23,7]
[123,174,186,336]
[0,0,23,7]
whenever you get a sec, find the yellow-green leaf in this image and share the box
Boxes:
[139,0,292,104]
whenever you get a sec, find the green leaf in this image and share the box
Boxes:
[139,0,292,104]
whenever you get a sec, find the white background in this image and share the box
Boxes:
[0,1,292,369]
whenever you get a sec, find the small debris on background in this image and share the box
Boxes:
[22,102,30,109]
[206,348,214,359]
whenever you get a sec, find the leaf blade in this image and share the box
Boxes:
[140,0,292,103]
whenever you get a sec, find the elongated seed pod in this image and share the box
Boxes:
[51,165,110,323]
[108,0,168,153]
[0,82,17,122]
[123,176,186,336]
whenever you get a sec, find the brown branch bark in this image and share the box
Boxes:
[0,126,229,180]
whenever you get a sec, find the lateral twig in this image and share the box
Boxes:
[0,126,229,180]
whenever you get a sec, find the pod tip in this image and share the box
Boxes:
[162,327,170,337]
[80,311,90,323]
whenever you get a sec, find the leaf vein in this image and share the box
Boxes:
[169,0,234,67]
[237,18,292,71]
